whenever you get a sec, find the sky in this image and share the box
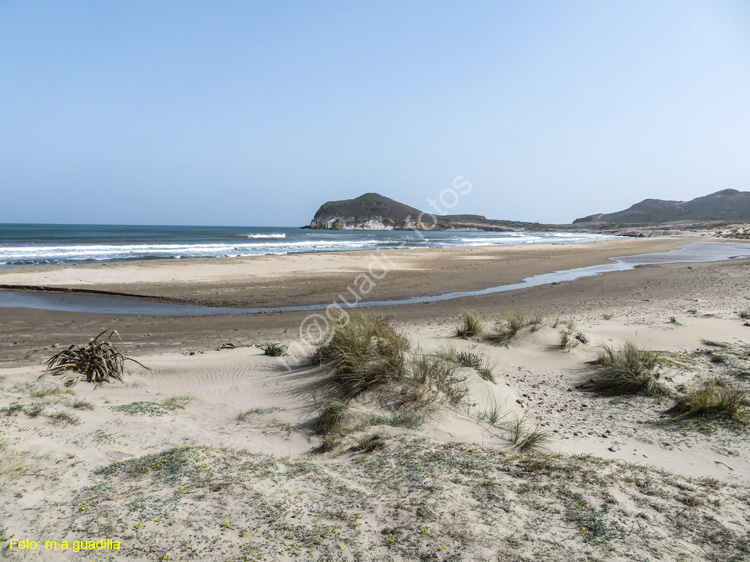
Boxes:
[1,0,749,226]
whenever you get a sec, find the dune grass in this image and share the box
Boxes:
[669,380,749,422]
[701,339,730,349]
[236,406,282,422]
[456,309,485,338]
[363,412,424,430]
[316,400,349,435]
[29,385,74,399]
[491,312,543,347]
[49,411,81,426]
[161,396,195,411]
[312,315,473,450]
[590,342,664,396]
[0,440,47,480]
[503,417,550,452]
[313,314,410,398]
[559,329,574,351]
[478,395,504,425]
[437,347,495,382]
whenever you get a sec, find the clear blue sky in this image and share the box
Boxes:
[1,0,749,226]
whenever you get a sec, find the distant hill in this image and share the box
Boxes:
[574,189,750,224]
[306,193,541,231]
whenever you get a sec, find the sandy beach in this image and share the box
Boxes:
[2,236,750,561]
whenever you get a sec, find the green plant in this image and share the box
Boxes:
[313,314,409,398]
[517,425,550,452]
[456,310,485,338]
[668,316,681,325]
[161,396,195,411]
[669,380,749,422]
[574,331,589,345]
[317,400,348,435]
[71,399,94,410]
[237,406,282,421]
[701,340,729,349]
[477,365,495,383]
[559,330,573,351]
[0,440,46,480]
[491,312,541,346]
[29,385,74,398]
[739,310,750,320]
[435,346,495,382]
[0,404,23,416]
[23,403,47,417]
[505,417,525,444]
[479,396,504,425]
[590,342,663,396]
[111,401,168,416]
[261,343,286,357]
[351,433,385,453]
[407,354,467,407]
[454,350,482,369]
[501,417,549,451]
[49,411,81,426]
[364,412,423,429]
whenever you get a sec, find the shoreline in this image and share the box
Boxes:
[0,236,707,308]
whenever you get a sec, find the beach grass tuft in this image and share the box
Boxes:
[313,313,410,398]
[701,339,729,349]
[456,309,485,338]
[503,417,550,452]
[236,406,282,421]
[590,342,664,396]
[364,412,424,429]
[491,312,543,346]
[49,411,81,426]
[317,400,349,435]
[669,380,749,422]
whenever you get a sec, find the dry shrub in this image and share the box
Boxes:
[42,329,148,386]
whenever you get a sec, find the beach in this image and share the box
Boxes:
[2,236,750,561]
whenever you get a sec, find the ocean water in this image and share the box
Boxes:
[0,224,614,268]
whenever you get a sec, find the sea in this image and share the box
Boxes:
[0,224,615,268]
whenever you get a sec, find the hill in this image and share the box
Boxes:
[574,189,750,224]
[306,193,542,231]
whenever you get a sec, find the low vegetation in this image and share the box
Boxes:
[161,395,195,411]
[312,315,472,450]
[313,314,410,398]
[590,342,664,396]
[261,342,286,356]
[455,309,485,338]
[0,440,46,480]
[669,380,749,422]
[49,436,750,562]
[436,346,496,382]
[491,312,543,346]
[503,417,550,452]
[236,406,282,421]
[49,411,81,426]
